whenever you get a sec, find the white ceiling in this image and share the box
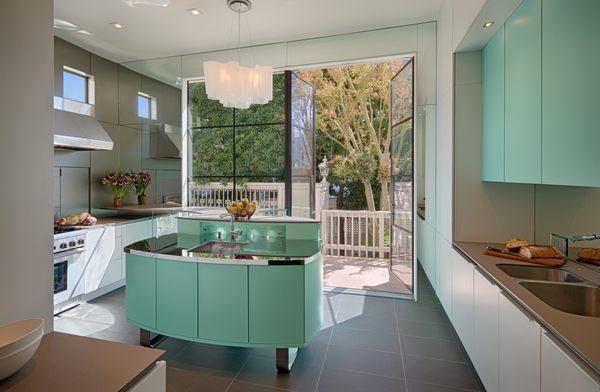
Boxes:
[54,0,443,63]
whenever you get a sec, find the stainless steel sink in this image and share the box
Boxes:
[498,264,584,283]
[189,241,248,255]
[519,281,600,318]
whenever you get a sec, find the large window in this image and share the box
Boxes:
[187,74,286,209]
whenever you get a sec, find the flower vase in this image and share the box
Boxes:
[113,197,123,208]
[138,195,147,205]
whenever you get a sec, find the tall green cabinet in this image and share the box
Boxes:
[481,0,600,187]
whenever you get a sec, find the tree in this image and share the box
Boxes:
[301,61,401,211]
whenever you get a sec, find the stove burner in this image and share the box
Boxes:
[54,226,80,235]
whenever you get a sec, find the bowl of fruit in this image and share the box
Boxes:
[226,198,257,220]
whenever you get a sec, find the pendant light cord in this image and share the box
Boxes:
[237,10,241,63]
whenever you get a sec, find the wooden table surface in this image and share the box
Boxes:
[0,332,164,392]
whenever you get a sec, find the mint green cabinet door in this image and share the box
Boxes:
[504,0,541,183]
[156,260,198,338]
[198,264,248,343]
[304,257,322,342]
[126,254,156,329]
[249,266,304,345]
[542,0,600,187]
[482,25,505,182]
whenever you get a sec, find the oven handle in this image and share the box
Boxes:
[54,247,85,260]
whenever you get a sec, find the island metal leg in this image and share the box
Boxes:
[140,328,166,348]
[276,348,298,372]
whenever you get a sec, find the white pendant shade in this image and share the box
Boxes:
[203,61,273,109]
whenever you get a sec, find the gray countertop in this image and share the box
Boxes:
[454,241,600,377]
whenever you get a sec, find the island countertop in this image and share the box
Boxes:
[125,233,322,266]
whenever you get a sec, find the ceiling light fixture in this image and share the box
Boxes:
[111,22,124,29]
[123,0,170,7]
[202,0,273,109]
[483,21,494,28]
[188,8,204,15]
[53,18,79,30]
[76,30,93,35]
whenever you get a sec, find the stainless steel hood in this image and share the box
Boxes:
[149,123,181,159]
[53,97,114,151]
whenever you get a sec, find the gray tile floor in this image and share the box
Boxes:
[54,267,485,392]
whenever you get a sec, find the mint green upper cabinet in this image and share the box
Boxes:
[504,0,542,183]
[482,26,505,182]
[541,0,600,187]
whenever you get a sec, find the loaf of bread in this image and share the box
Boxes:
[506,237,529,252]
[519,246,563,259]
[577,248,600,261]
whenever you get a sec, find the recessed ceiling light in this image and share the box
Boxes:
[483,21,494,28]
[111,22,124,29]
[76,29,93,35]
[188,7,204,15]
[123,0,170,7]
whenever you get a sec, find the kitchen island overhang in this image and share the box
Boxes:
[123,216,323,372]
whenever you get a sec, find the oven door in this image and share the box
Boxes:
[53,248,85,308]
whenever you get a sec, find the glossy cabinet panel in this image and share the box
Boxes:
[541,331,600,392]
[91,54,118,124]
[85,226,122,294]
[498,293,540,392]
[541,0,600,187]
[504,0,541,183]
[198,264,248,343]
[451,253,474,356]
[473,270,499,392]
[249,266,304,345]
[481,26,505,182]
[126,254,156,329]
[157,259,198,338]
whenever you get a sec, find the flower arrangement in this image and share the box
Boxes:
[101,171,132,207]
[226,198,257,220]
[130,171,152,205]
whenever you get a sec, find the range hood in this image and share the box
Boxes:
[53,97,114,151]
[149,124,181,159]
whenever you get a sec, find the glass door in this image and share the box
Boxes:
[389,58,415,292]
[286,71,316,218]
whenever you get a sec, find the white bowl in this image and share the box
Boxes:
[0,319,44,358]
[0,318,44,380]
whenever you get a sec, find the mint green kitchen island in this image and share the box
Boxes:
[124,214,322,372]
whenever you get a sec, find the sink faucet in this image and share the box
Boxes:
[220,212,243,241]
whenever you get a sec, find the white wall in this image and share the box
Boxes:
[0,0,54,329]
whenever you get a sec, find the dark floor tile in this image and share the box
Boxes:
[317,367,406,392]
[396,298,443,313]
[407,380,477,392]
[400,336,468,363]
[166,366,231,392]
[331,327,401,354]
[252,339,328,368]
[397,319,458,342]
[226,381,286,392]
[170,343,251,378]
[156,338,191,360]
[337,295,396,319]
[403,355,480,391]
[396,307,450,325]
[236,355,321,392]
[324,345,404,379]
[334,312,398,335]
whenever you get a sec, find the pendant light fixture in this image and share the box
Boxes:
[203,0,273,109]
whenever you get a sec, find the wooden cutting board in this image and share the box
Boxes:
[578,257,600,266]
[483,247,566,267]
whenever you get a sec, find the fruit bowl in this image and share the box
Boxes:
[0,318,44,380]
[226,198,257,220]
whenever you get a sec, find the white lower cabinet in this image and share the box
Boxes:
[498,292,541,392]
[451,252,474,356]
[85,226,123,294]
[436,237,452,314]
[473,269,499,392]
[541,330,600,392]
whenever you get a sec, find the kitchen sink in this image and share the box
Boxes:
[519,281,600,318]
[497,264,584,283]
[189,241,248,255]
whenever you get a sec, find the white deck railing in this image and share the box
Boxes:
[188,182,285,209]
[321,209,412,260]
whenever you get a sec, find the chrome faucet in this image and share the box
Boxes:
[220,212,243,241]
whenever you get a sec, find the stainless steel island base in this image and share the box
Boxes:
[276,348,298,373]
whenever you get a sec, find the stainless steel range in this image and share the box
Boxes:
[53,227,86,315]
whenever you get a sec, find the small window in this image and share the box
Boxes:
[63,69,88,103]
[138,92,157,120]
